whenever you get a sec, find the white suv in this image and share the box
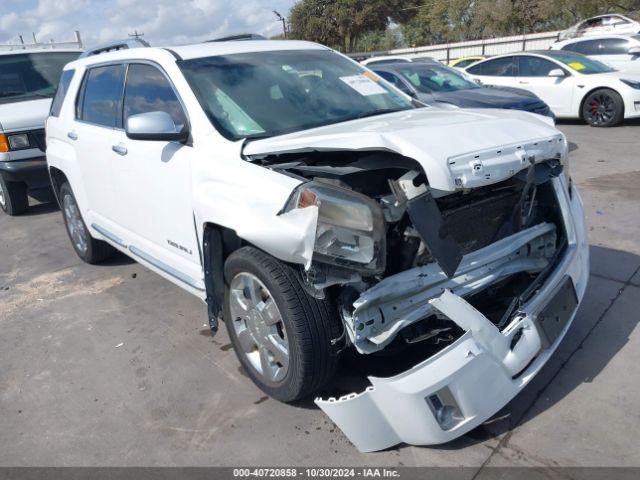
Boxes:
[0,48,80,215]
[46,39,589,451]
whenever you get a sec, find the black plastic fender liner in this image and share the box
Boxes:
[407,192,463,278]
[203,225,225,334]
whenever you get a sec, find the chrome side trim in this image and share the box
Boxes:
[91,223,127,248]
[128,245,205,292]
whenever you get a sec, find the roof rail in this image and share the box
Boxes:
[208,33,267,42]
[79,38,150,58]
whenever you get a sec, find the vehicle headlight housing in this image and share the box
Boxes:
[7,133,31,150]
[285,182,386,274]
[621,79,640,90]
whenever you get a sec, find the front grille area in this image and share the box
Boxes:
[439,187,522,255]
[433,168,565,259]
[30,129,46,152]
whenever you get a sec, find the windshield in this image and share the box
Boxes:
[179,49,414,140]
[0,52,80,103]
[394,64,480,94]
[546,52,615,74]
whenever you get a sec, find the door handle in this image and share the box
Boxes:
[518,81,529,85]
[112,144,128,156]
[67,131,78,141]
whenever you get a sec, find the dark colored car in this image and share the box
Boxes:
[372,63,554,118]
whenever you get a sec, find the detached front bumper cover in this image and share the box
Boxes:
[316,177,589,452]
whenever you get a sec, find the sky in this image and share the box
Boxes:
[0,0,298,47]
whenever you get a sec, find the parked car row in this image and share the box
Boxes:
[369,61,553,118]
[360,14,640,128]
[464,50,640,127]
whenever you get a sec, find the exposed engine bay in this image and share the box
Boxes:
[252,149,568,357]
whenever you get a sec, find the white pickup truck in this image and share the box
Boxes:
[46,39,589,452]
[0,48,80,215]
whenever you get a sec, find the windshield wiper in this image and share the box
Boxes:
[0,92,51,100]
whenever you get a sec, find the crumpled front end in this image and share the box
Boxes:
[316,176,588,452]
[244,118,587,452]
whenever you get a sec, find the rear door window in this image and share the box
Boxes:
[517,57,561,76]
[50,69,75,117]
[467,57,517,76]
[78,64,126,128]
[598,38,630,55]
[123,63,187,130]
[561,40,600,55]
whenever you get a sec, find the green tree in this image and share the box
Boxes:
[288,0,640,52]
[400,0,484,46]
[289,0,415,52]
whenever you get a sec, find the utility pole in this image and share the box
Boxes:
[273,10,287,38]
[128,30,144,40]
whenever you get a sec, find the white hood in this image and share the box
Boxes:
[243,108,565,192]
[0,98,51,132]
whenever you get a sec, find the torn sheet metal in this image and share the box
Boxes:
[344,222,556,353]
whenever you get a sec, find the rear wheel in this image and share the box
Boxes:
[582,89,624,127]
[223,247,340,403]
[0,176,28,216]
[59,182,115,264]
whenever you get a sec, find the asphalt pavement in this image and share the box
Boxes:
[1,119,639,468]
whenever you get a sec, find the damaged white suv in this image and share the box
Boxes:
[46,39,589,452]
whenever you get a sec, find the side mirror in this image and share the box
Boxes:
[548,68,566,78]
[474,78,483,85]
[126,111,189,142]
[628,46,640,55]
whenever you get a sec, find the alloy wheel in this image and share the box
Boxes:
[586,93,616,126]
[228,272,290,385]
[63,194,88,254]
[0,181,5,209]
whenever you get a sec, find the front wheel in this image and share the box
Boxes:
[0,176,28,216]
[223,247,340,403]
[582,89,624,127]
[59,182,115,264]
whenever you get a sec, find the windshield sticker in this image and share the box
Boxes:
[362,70,380,82]
[340,75,386,96]
[567,62,586,71]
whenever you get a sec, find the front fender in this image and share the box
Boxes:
[192,156,317,268]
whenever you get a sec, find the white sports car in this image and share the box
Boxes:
[550,34,640,75]
[465,50,640,127]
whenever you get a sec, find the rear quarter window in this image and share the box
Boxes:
[50,69,75,117]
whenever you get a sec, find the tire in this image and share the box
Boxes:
[582,88,624,127]
[59,182,115,264]
[0,176,28,216]
[223,246,340,403]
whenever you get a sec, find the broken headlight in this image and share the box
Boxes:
[286,182,386,273]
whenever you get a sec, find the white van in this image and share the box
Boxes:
[0,47,80,215]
